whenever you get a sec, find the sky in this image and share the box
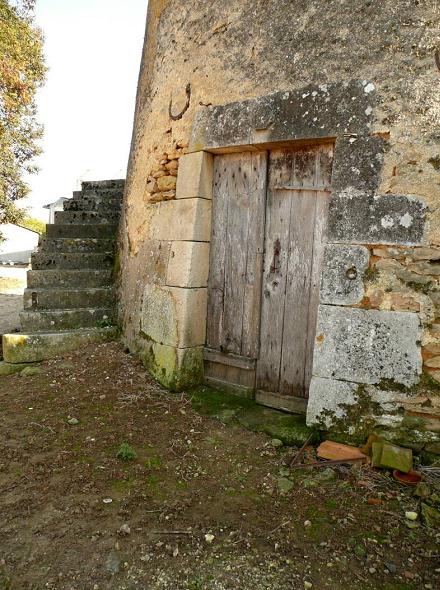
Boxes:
[24,0,148,220]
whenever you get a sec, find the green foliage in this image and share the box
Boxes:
[0,0,46,224]
[144,456,162,470]
[116,442,137,462]
[18,215,45,234]
[96,317,113,328]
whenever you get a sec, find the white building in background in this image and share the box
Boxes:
[0,224,40,264]
[43,196,69,224]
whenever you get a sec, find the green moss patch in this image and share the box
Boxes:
[188,385,318,446]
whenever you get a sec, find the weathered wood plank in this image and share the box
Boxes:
[206,155,228,350]
[255,390,308,414]
[241,151,267,358]
[279,148,317,397]
[303,145,333,393]
[257,149,294,392]
[207,152,267,357]
[203,348,256,370]
[258,144,333,400]
[204,376,255,399]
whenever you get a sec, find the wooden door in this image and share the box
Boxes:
[204,151,267,397]
[256,144,333,412]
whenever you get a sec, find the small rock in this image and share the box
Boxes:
[354,544,366,557]
[405,511,418,521]
[67,417,79,425]
[20,365,42,376]
[103,498,113,504]
[304,520,312,528]
[204,533,215,544]
[304,582,313,589]
[369,567,376,574]
[414,482,431,498]
[271,438,283,448]
[277,477,294,493]
[105,551,120,575]
[421,503,440,528]
[318,467,337,482]
[58,362,75,370]
[385,562,397,573]
[118,523,131,535]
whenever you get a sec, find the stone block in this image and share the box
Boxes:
[139,342,203,391]
[0,361,32,376]
[327,188,426,246]
[190,80,375,151]
[332,135,388,193]
[312,305,422,386]
[176,152,213,200]
[157,175,177,191]
[141,284,207,348]
[372,442,413,473]
[150,198,211,242]
[306,377,358,428]
[320,244,369,305]
[166,241,210,288]
[2,328,118,363]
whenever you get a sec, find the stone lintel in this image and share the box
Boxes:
[189,80,376,152]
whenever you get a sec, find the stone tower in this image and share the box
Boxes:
[119,0,440,449]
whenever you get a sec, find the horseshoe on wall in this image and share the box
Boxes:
[169,83,191,121]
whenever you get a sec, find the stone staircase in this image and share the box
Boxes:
[1,180,124,364]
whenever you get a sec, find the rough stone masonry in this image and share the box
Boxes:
[118,0,440,452]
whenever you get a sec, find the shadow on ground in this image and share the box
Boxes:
[0,342,438,589]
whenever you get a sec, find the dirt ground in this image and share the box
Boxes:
[0,265,26,339]
[0,342,439,590]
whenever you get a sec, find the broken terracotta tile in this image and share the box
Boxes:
[316,440,367,462]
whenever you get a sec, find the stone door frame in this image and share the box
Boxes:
[142,79,426,416]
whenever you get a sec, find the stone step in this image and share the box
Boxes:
[31,251,114,270]
[23,287,115,310]
[54,210,120,225]
[46,223,118,238]
[20,307,113,331]
[39,237,115,253]
[82,179,125,191]
[64,197,122,212]
[27,269,113,288]
[74,188,124,200]
[2,327,118,363]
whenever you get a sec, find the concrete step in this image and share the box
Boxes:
[31,251,114,270]
[46,223,118,238]
[64,197,122,212]
[54,210,120,225]
[27,269,113,288]
[2,327,119,363]
[20,307,113,331]
[38,237,115,253]
[23,287,115,310]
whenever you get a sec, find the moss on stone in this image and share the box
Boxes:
[0,361,33,376]
[139,342,204,391]
[188,385,318,446]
